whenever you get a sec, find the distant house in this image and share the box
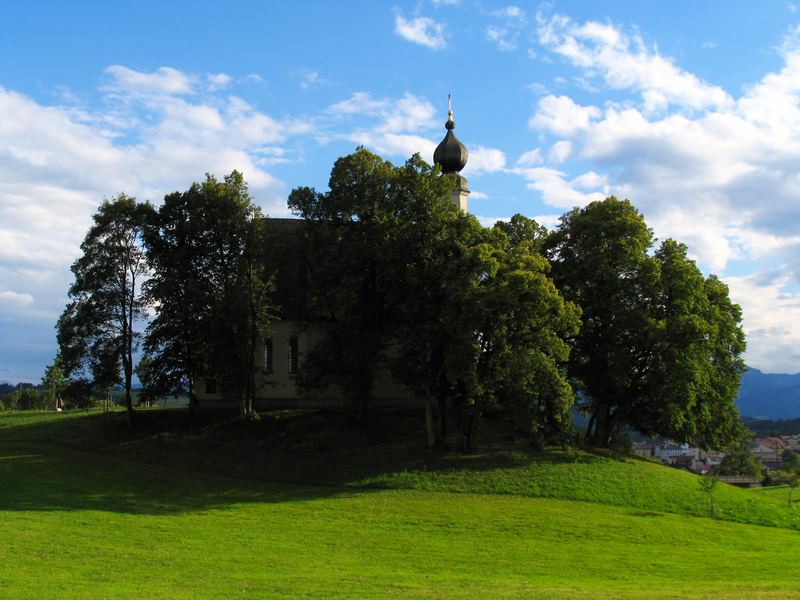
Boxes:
[636,438,715,473]
[752,437,785,465]
[632,441,656,458]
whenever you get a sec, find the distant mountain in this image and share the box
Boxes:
[737,367,800,420]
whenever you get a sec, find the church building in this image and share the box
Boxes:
[197,104,470,409]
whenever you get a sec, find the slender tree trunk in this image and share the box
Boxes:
[593,404,612,448]
[585,410,597,443]
[438,396,447,447]
[462,410,479,453]
[424,395,435,448]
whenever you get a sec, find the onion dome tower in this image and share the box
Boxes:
[433,95,470,212]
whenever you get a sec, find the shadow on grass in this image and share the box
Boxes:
[0,443,351,516]
[0,408,600,516]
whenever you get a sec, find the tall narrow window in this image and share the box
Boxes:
[263,338,273,373]
[288,336,299,374]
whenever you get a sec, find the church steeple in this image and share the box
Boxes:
[433,94,470,212]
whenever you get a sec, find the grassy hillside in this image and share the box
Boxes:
[2,410,800,598]
[3,409,797,530]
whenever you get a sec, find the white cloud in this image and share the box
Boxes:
[463,146,506,175]
[294,69,327,90]
[395,15,446,50]
[104,65,196,95]
[529,95,600,136]
[525,17,800,371]
[548,140,572,163]
[0,290,34,306]
[476,215,509,227]
[0,69,313,341]
[511,166,606,208]
[329,92,445,163]
[486,26,517,51]
[206,73,232,91]
[516,148,543,166]
[492,6,525,20]
[329,92,388,116]
[536,12,733,112]
[385,94,437,132]
[350,131,437,161]
[725,271,800,372]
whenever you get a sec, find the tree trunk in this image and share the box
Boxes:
[437,396,447,447]
[592,404,612,447]
[585,410,596,443]
[462,410,480,453]
[424,395,435,448]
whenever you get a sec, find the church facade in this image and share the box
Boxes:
[197,105,470,409]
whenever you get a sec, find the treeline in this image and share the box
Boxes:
[0,365,96,411]
[54,148,747,451]
[745,418,800,436]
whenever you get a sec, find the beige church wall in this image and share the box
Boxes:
[196,319,420,410]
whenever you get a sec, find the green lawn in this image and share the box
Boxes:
[1,410,799,598]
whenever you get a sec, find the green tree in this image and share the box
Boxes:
[782,449,799,473]
[291,150,580,448]
[717,442,764,479]
[384,156,485,445]
[57,194,152,428]
[142,172,273,418]
[545,197,746,448]
[9,387,46,410]
[787,473,798,506]
[42,355,68,410]
[698,474,719,518]
[288,149,402,426]
[141,184,212,410]
[481,218,581,449]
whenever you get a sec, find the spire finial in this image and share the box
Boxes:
[446,93,455,130]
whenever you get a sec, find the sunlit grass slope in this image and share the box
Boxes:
[1,411,799,598]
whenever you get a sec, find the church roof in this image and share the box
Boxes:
[433,99,468,174]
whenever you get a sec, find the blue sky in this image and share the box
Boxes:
[3,1,800,383]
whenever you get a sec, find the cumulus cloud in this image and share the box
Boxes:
[104,65,196,95]
[529,95,600,136]
[463,146,506,175]
[395,15,447,50]
[536,11,733,112]
[725,271,800,372]
[516,148,543,166]
[548,140,572,163]
[206,72,232,91]
[525,14,800,370]
[0,69,313,349]
[0,290,34,306]
[328,92,438,160]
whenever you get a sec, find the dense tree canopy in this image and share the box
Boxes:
[545,197,746,449]
[141,172,274,418]
[52,156,748,457]
[290,149,580,447]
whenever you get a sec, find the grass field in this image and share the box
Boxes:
[1,410,799,598]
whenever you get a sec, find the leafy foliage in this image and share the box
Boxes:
[545,197,746,449]
[290,149,579,447]
[718,442,764,478]
[56,194,152,427]
[141,172,274,417]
